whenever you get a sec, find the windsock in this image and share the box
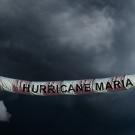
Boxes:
[0,75,134,96]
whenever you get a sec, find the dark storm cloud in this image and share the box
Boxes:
[0,0,135,134]
[0,0,116,80]
[0,0,129,80]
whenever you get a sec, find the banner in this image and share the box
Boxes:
[0,75,135,96]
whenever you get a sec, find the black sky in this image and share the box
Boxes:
[0,0,135,134]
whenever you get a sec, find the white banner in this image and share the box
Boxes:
[0,75,134,96]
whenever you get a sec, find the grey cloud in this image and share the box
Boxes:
[0,101,10,122]
[0,0,117,79]
[50,8,116,73]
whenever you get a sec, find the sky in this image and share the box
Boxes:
[0,0,135,134]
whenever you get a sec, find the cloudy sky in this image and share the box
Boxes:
[0,0,135,134]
